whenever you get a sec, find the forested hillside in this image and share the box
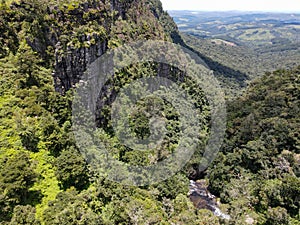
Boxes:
[0,0,215,224]
[170,11,300,97]
[0,0,299,224]
[183,34,300,96]
[170,11,300,48]
[207,67,300,224]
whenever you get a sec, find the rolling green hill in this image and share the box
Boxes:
[170,11,300,97]
[170,11,300,47]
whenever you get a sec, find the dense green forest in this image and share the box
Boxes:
[0,0,299,224]
[208,66,300,224]
[182,34,300,97]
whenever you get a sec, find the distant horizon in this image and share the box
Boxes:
[160,0,300,13]
[167,9,300,14]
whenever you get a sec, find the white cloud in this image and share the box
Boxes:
[160,0,300,12]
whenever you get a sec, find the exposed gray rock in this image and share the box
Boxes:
[189,180,230,220]
[53,37,108,93]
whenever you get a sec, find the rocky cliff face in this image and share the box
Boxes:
[52,0,133,93]
[19,0,180,94]
[54,37,108,93]
[13,0,207,180]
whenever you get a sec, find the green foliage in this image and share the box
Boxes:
[102,195,167,224]
[108,0,167,47]
[0,152,37,203]
[168,194,220,225]
[265,207,289,225]
[0,2,19,58]
[280,175,300,216]
[55,148,89,190]
[9,205,40,225]
[29,150,60,223]
[1,0,299,224]
[43,188,102,225]
[208,66,300,222]
[154,173,189,200]
[183,33,300,98]
[0,152,37,222]
[0,0,207,224]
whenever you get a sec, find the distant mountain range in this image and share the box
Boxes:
[169,11,300,47]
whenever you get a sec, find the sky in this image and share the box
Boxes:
[160,0,300,12]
